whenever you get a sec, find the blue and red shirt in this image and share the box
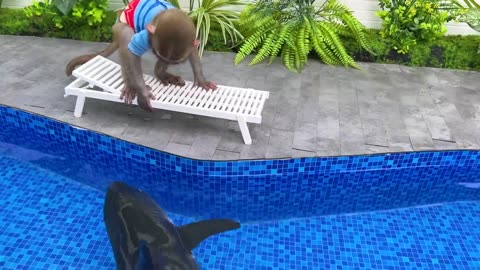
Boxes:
[123,0,176,56]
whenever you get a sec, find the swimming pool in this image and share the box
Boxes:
[0,104,479,269]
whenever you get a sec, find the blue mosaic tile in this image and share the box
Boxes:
[1,152,480,269]
[0,105,479,222]
[0,153,114,269]
[1,105,480,269]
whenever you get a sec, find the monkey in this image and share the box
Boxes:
[65,0,217,112]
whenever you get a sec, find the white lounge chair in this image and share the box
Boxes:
[64,55,270,145]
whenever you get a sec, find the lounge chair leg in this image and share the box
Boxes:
[237,116,252,145]
[74,95,86,118]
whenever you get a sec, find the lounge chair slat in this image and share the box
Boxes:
[66,55,269,144]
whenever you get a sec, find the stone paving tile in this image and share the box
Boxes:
[1,35,480,160]
[297,69,320,124]
[291,149,317,158]
[316,79,341,156]
[382,99,414,151]
[400,105,436,150]
[433,139,459,150]
[355,82,389,147]
[122,117,175,150]
[416,86,454,142]
[188,133,222,160]
[169,129,198,146]
[216,127,246,153]
[164,143,191,157]
[316,139,341,157]
[212,149,241,161]
[265,129,294,159]
[293,121,317,152]
[430,88,480,149]
[268,71,301,131]
[238,125,271,160]
[366,144,391,154]
[337,81,366,155]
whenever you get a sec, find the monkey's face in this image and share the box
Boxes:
[151,38,195,65]
[148,9,198,65]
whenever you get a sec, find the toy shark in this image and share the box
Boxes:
[103,181,240,269]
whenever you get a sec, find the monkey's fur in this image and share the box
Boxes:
[66,8,216,112]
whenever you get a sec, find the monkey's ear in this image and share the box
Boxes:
[193,40,200,47]
[146,23,156,34]
[115,9,124,17]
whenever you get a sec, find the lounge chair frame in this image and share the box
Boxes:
[64,55,270,145]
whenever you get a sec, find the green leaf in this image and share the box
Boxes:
[165,0,181,8]
[51,0,78,15]
[189,0,245,59]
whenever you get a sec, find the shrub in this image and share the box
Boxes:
[0,6,115,42]
[0,8,31,35]
[233,0,373,72]
[340,29,390,62]
[167,0,246,58]
[437,35,480,69]
[376,0,456,54]
[1,1,479,71]
[204,26,237,52]
[342,29,480,70]
[20,0,113,41]
[24,0,109,30]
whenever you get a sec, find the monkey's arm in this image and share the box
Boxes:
[188,50,217,91]
[114,24,155,111]
[119,46,155,112]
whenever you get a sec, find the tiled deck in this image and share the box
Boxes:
[1,35,479,160]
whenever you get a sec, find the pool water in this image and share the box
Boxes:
[1,105,480,269]
[1,151,480,269]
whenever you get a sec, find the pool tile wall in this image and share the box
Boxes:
[1,105,479,222]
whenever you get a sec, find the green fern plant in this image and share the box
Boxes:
[449,0,480,31]
[234,0,373,72]
[449,0,480,53]
[167,0,246,58]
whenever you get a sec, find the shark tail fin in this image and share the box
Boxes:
[177,219,241,251]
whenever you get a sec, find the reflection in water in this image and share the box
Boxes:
[458,182,480,189]
[0,141,65,162]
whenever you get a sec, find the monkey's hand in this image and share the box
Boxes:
[194,75,217,91]
[188,51,218,91]
[120,85,155,112]
[159,73,186,87]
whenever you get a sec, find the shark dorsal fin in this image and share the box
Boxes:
[177,219,240,251]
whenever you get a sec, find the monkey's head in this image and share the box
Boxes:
[147,9,199,65]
